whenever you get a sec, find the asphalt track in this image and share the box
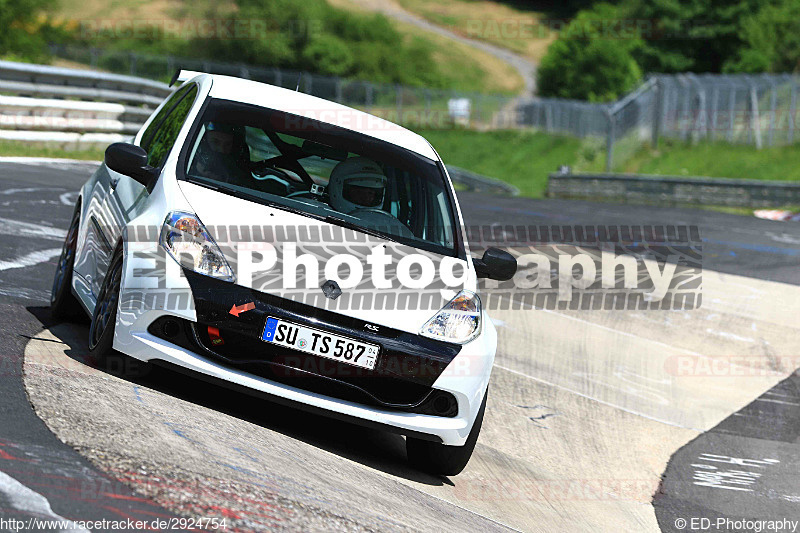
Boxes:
[1,159,799,532]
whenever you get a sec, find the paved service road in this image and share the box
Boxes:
[2,160,799,532]
[342,0,538,95]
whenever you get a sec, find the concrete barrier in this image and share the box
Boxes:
[548,171,800,208]
[0,60,171,148]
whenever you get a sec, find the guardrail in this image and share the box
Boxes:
[0,60,171,100]
[446,166,519,196]
[547,171,800,208]
[0,60,518,196]
[0,59,171,148]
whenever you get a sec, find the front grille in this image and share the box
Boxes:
[148,316,459,417]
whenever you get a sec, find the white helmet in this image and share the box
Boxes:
[328,157,387,214]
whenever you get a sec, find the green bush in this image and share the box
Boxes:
[537,3,642,102]
[0,0,56,61]
[537,0,800,101]
[301,35,354,77]
[72,0,448,88]
[724,2,800,73]
[328,10,397,45]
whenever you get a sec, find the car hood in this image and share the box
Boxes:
[178,181,475,335]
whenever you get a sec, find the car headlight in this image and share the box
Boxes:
[420,290,481,344]
[160,211,234,281]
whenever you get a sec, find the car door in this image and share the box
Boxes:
[77,84,199,302]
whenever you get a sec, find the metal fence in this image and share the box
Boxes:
[49,45,519,131]
[653,73,800,148]
[519,73,800,171]
[44,46,800,172]
[517,79,658,172]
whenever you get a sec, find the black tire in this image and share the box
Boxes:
[88,247,124,369]
[407,389,488,477]
[50,203,84,320]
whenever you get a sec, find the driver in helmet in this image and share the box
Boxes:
[328,157,387,214]
[193,122,251,186]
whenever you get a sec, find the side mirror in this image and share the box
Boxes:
[473,247,517,281]
[105,143,158,187]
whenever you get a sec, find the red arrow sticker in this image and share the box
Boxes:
[229,302,255,317]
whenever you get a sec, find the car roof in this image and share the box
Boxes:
[193,74,439,161]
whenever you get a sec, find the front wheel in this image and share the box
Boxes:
[406,389,487,477]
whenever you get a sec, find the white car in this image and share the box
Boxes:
[50,71,516,476]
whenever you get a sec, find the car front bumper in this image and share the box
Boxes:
[114,268,496,446]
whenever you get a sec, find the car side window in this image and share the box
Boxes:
[141,84,198,168]
[141,84,193,150]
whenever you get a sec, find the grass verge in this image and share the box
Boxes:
[621,139,800,180]
[0,140,104,161]
[419,129,585,197]
[4,130,799,211]
[393,18,524,94]
[418,129,800,203]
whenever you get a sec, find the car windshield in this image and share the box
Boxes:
[181,98,459,257]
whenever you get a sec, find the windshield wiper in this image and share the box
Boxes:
[324,216,403,244]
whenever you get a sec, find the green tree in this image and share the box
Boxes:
[493,0,625,18]
[724,1,800,73]
[627,0,767,74]
[537,4,642,102]
[0,0,55,61]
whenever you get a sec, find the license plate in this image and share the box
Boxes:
[261,317,379,370]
